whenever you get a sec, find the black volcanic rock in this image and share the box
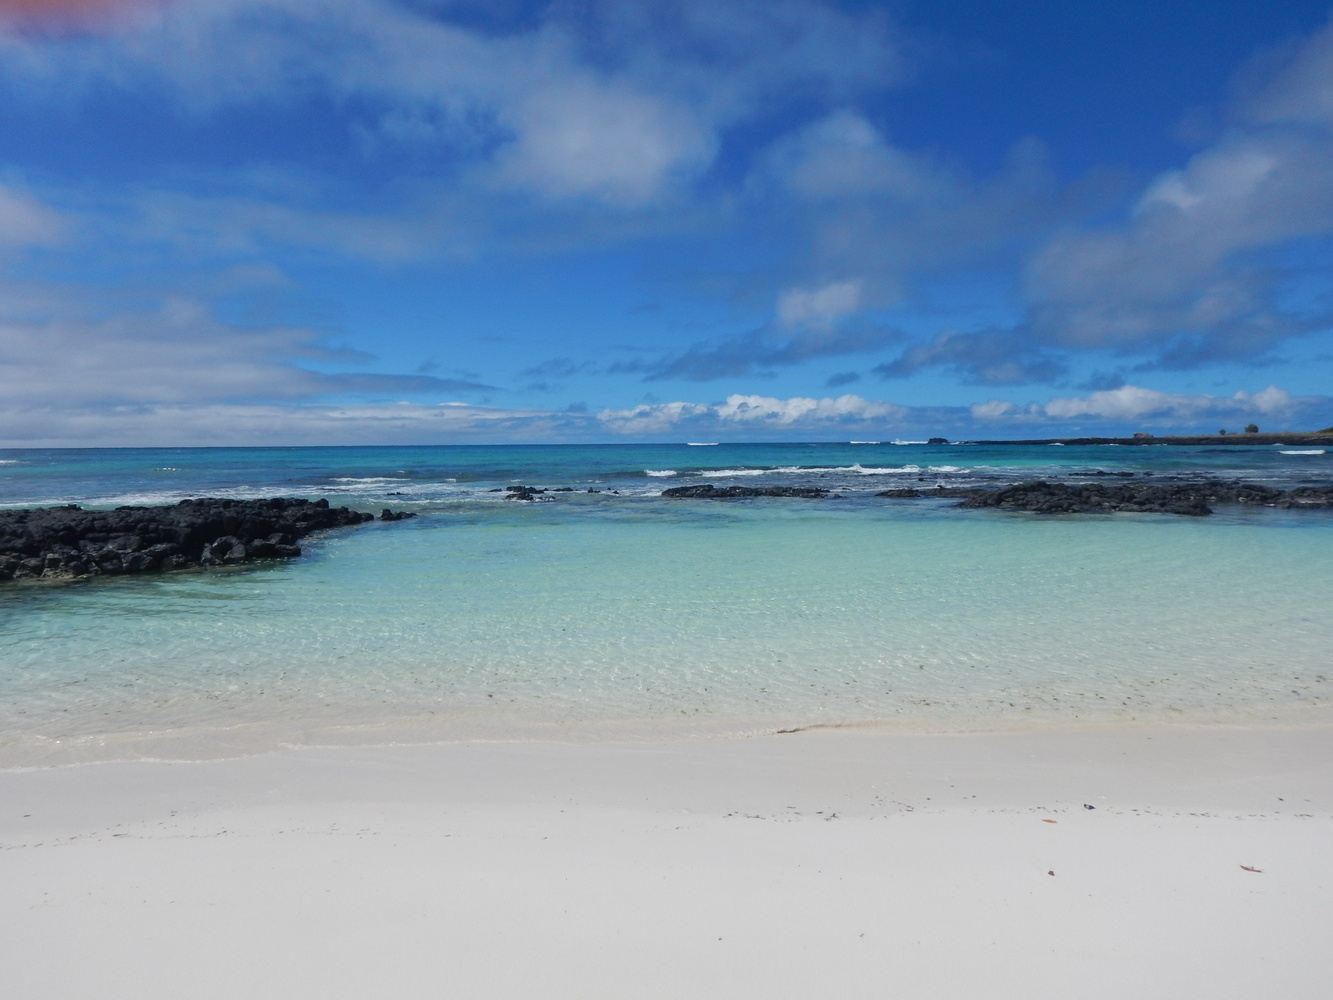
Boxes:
[959,481,1213,516]
[504,485,550,502]
[875,486,974,499]
[871,479,1333,516]
[954,480,1325,516]
[1281,485,1333,507]
[661,484,829,499]
[0,498,410,583]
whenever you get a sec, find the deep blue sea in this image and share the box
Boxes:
[2,441,1331,764]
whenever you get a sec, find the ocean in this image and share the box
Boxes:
[2,441,1330,764]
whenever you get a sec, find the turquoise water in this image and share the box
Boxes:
[1,440,1329,508]
[1,443,1331,763]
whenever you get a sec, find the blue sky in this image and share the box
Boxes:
[2,0,1332,445]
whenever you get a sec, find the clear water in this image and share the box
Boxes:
[1,443,1331,764]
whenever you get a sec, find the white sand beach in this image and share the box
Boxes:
[3,724,1331,999]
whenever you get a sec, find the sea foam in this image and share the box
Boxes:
[697,463,965,478]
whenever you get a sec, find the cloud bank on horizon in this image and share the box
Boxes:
[0,0,1331,445]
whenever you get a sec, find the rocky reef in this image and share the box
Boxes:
[490,485,607,501]
[879,480,1333,516]
[661,484,830,500]
[655,477,1333,515]
[0,498,415,583]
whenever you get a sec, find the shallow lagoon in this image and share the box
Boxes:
[3,486,1330,762]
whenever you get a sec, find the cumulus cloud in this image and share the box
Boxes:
[776,279,863,331]
[716,392,903,425]
[736,16,1333,385]
[4,377,1324,447]
[0,0,906,211]
[971,384,1301,424]
[597,392,904,434]
[1021,17,1333,365]
[0,400,587,448]
[1026,130,1333,356]
[0,298,496,409]
[595,401,711,434]
[491,80,717,205]
[730,111,1108,384]
[968,399,1017,421]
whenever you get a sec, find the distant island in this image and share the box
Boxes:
[966,430,1333,446]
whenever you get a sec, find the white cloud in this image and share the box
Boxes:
[595,401,710,434]
[969,399,1018,421]
[776,279,863,331]
[0,0,905,211]
[1234,384,1294,413]
[974,384,1301,424]
[716,392,902,425]
[598,392,905,434]
[0,296,494,409]
[1022,19,1333,360]
[1,376,1322,447]
[0,400,583,448]
[492,80,717,205]
[0,183,64,247]
[1027,129,1333,351]
[1042,386,1207,421]
[762,111,949,203]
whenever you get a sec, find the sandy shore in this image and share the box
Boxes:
[3,724,1331,998]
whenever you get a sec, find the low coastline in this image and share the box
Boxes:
[4,723,1331,998]
[969,431,1333,446]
